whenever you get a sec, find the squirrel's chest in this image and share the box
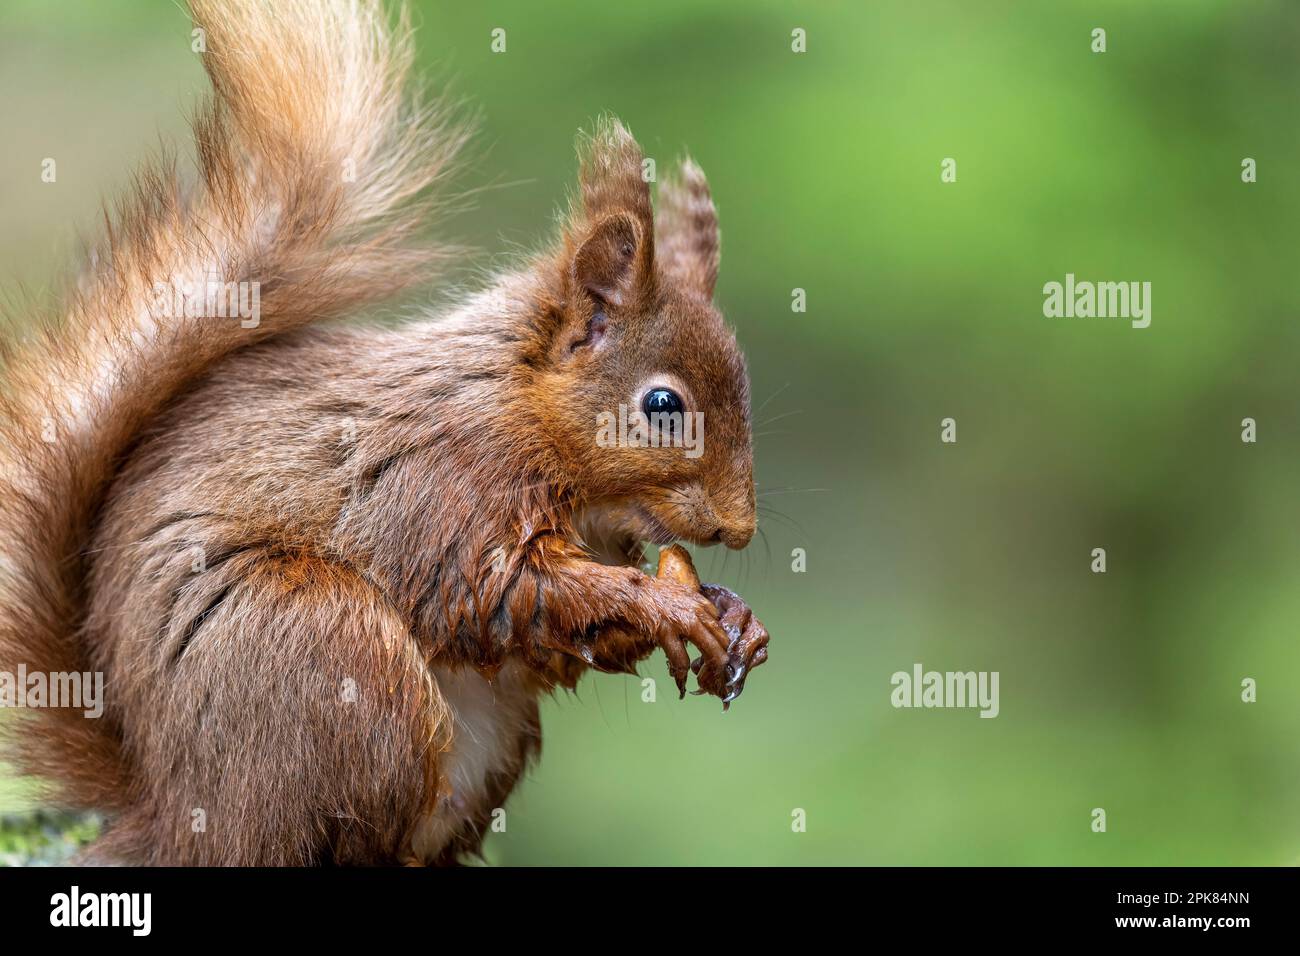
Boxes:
[407,660,541,863]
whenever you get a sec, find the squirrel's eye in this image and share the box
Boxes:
[642,387,684,419]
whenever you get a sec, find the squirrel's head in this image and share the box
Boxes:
[530,119,755,551]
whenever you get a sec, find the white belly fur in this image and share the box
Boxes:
[408,659,536,862]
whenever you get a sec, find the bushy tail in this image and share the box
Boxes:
[0,0,465,811]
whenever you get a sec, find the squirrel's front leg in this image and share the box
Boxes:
[519,536,732,698]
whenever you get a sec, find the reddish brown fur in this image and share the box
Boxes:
[0,0,759,865]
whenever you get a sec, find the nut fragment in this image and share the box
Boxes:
[655,544,700,589]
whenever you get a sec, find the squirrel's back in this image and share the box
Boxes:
[0,0,467,816]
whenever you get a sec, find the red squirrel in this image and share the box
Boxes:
[0,0,769,865]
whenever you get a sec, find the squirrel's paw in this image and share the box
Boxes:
[696,584,769,709]
[648,581,732,701]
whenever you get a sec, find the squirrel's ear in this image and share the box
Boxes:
[572,212,645,306]
[563,118,654,307]
[655,158,720,300]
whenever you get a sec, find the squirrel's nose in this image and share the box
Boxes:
[717,519,755,550]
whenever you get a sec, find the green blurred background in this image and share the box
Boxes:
[1,0,1297,865]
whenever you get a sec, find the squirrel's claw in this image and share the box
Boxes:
[658,630,692,698]
[696,584,770,707]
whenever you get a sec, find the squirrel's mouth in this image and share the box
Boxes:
[573,499,709,567]
[572,501,647,567]
[631,501,729,552]
[632,506,679,548]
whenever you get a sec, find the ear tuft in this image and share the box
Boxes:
[576,117,653,231]
[656,157,720,299]
[562,118,655,308]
